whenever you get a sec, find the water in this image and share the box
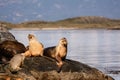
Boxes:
[10,29,120,80]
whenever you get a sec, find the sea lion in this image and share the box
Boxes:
[44,37,68,68]
[0,40,26,64]
[23,34,44,57]
[8,54,25,73]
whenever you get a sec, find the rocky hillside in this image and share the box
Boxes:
[1,16,120,29]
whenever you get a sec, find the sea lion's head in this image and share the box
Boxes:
[59,37,68,47]
[28,34,36,41]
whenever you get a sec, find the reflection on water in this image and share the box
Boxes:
[10,29,120,80]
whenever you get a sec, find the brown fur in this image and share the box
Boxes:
[0,40,26,64]
[44,37,68,67]
[23,34,44,57]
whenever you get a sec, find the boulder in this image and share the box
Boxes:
[0,26,16,43]
[0,57,114,80]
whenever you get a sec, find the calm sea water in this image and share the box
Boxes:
[10,29,120,80]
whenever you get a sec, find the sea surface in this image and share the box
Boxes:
[10,29,120,80]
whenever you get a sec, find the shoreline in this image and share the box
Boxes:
[10,27,120,31]
[9,26,120,31]
[10,27,80,30]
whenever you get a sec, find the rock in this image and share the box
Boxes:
[105,67,120,74]
[108,70,120,74]
[0,57,114,80]
[0,32,16,43]
[0,26,16,43]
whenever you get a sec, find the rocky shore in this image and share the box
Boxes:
[0,26,114,80]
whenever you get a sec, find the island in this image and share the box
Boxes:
[0,16,120,30]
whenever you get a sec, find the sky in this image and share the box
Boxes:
[0,0,120,23]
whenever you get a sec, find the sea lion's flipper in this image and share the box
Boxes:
[56,55,63,68]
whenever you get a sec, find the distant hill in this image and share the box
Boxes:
[0,21,15,29]
[58,16,110,23]
[1,16,120,29]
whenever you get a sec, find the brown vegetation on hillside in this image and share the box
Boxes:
[1,16,120,29]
